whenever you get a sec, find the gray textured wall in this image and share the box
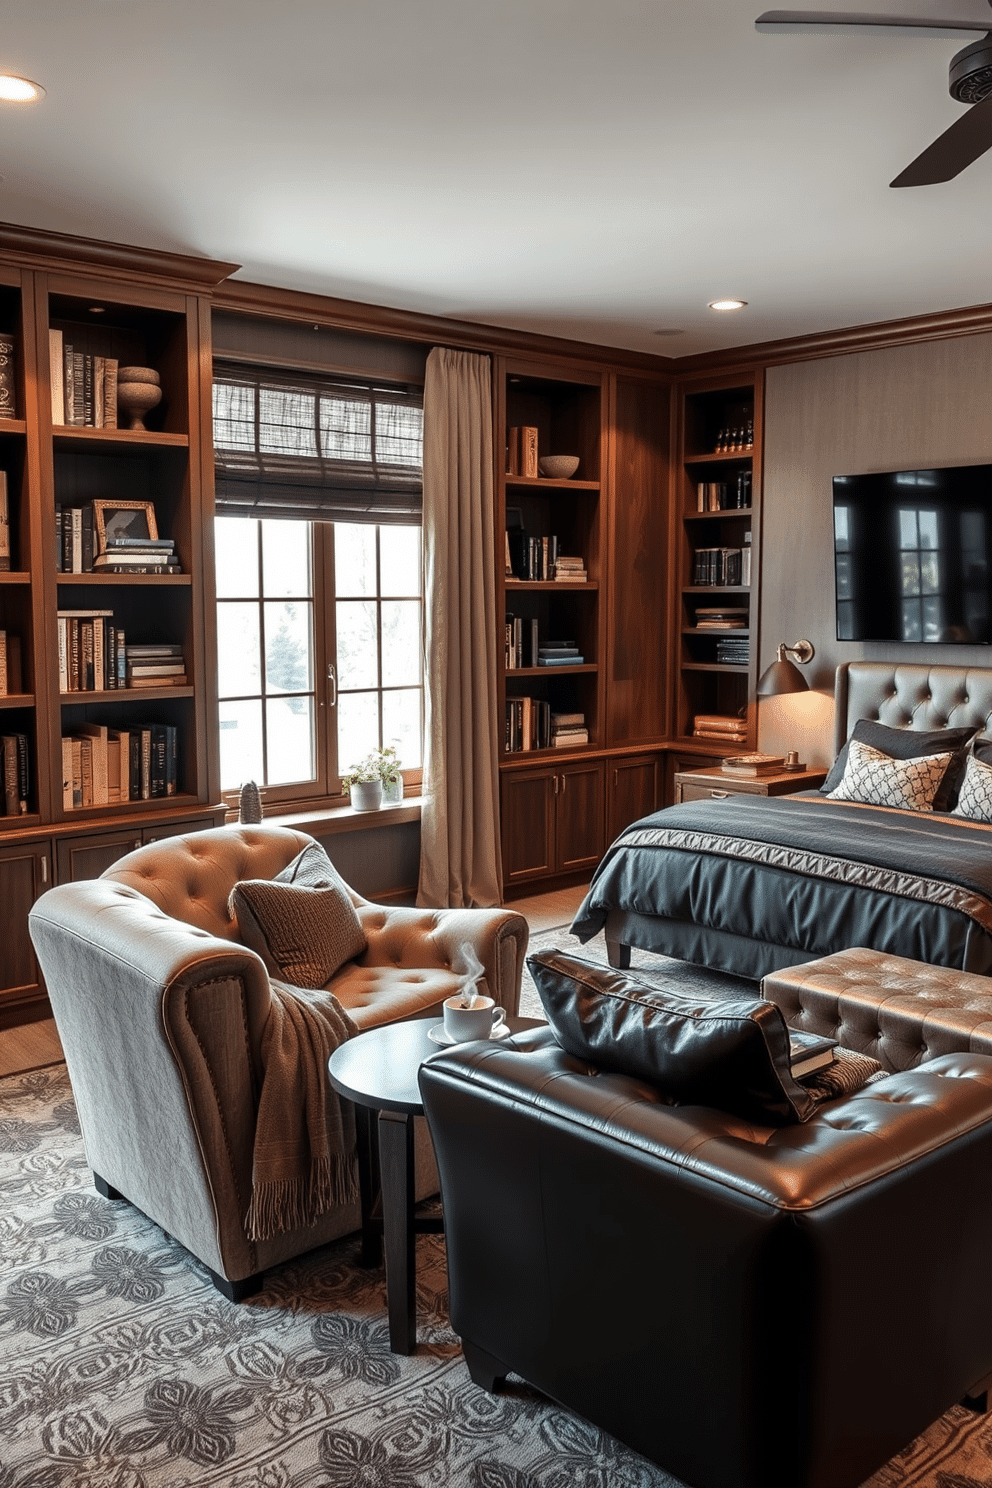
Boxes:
[759,333,992,766]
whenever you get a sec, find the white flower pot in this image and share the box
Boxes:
[350,780,383,812]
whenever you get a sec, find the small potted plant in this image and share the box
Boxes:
[342,744,403,811]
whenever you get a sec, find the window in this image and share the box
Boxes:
[213,364,424,808]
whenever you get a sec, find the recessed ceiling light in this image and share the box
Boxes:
[708,298,747,312]
[0,75,45,103]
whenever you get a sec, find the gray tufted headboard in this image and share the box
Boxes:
[833,662,992,758]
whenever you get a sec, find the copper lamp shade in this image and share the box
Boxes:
[757,640,815,697]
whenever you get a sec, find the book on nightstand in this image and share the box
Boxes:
[721,753,785,776]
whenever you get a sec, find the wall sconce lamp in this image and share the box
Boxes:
[756,639,815,697]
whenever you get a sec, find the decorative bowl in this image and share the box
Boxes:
[538,455,580,480]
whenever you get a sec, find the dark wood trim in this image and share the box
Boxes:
[0,221,239,292]
[675,301,992,376]
[215,277,678,377]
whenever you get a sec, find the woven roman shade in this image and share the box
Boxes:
[212,361,423,524]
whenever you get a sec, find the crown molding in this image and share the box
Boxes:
[673,301,992,376]
[0,222,240,292]
[214,277,676,378]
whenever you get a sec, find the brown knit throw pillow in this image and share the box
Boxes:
[230,842,367,988]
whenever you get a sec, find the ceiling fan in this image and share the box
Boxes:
[756,8,992,185]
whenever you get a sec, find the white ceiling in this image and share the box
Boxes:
[3,0,992,357]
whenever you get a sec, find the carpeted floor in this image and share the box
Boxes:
[2,931,990,1488]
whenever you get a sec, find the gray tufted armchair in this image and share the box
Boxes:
[28,825,528,1299]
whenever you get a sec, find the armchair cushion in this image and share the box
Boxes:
[230,842,367,988]
[527,949,814,1124]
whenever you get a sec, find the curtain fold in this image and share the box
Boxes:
[417,348,503,908]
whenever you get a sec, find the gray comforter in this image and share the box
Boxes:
[571,793,992,977]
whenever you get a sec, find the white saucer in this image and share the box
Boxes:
[427,1021,512,1046]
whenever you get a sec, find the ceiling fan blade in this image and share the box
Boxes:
[756,10,990,38]
[891,89,992,184]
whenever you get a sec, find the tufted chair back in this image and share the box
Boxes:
[834,662,992,757]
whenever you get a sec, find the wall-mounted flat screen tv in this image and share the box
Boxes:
[833,463,992,644]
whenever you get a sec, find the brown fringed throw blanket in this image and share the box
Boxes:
[246,979,360,1243]
[802,1046,888,1110]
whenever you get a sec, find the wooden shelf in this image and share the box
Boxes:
[683,585,750,597]
[682,662,750,674]
[0,571,31,585]
[505,664,598,678]
[60,686,194,703]
[683,450,753,466]
[0,417,25,436]
[0,693,34,708]
[52,426,189,451]
[59,792,202,822]
[505,579,598,592]
[57,572,192,586]
[504,475,599,491]
[683,628,750,637]
[684,507,753,522]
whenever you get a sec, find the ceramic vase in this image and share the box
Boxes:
[350,780,383,812]
[117,366,162,431]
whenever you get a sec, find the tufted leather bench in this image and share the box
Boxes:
[28,825,528,1300]
[763,945,992,1072]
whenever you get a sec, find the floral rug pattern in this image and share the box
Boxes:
[2,933,992,1487]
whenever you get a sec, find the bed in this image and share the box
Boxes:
[572,662,992,979]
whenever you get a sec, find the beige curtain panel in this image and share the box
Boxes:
[418,348,503,909]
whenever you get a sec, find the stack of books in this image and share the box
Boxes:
[694,606,748,631]
[692,713,747,745]
[49,331,120,428]
[0,630,22,696]
[95,537,180,575]
[552,712,588,748]
[125,643,188,689]
[61,722,178,807]
[720,753,785,777]
[1,731,28,815]
[716,637,750,665]
[538,641,584,667]
[554,555,587,582]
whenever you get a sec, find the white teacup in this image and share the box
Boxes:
[442,994,506,1043]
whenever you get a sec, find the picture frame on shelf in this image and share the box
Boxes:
[92,499,158,552]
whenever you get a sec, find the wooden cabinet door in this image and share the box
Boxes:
[0,841,53,1023]
[501,769,555,886]
[555,760,605,874]
[56,827,145,884]
[608,754,660,843]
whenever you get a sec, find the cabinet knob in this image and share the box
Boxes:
[709,789,730,799]
[40,855,47,884]
[553,775,559,795]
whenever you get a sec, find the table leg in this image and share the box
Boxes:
[378,1108,416,1354]
[355,1105,381,1269]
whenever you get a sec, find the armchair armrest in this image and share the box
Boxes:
[356,904,528,1014]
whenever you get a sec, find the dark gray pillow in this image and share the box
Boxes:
[821,719,976,811]
[527,949,814,1125]
[973,735,992,765]
[230,842,367,989]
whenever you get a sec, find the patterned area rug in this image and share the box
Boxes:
[2,998,991,1486]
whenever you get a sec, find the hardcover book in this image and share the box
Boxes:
[0,333,16,418]
[789,1029,838,1080]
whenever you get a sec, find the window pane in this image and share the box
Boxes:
[262,520,311,598]
[259,387,316,458]
[338,691,379,776]
[212,382,256,453]
[383,690,422,770]
[381,600,421,686]
[918,509,939,549]
[219,698,263,790]
[265,600,313,695]
[215,517,259,598]
[337,599,379,688]
[266,696,315,785]
[217,603,261,697]
[376,401,423,467]
[380,525,421,595]
[320,394,371,462]
[334,524,376,597]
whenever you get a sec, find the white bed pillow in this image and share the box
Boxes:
[827,737,953,812]
[951,752,992,824]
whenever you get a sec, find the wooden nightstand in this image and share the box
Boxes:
[674,765,828,803]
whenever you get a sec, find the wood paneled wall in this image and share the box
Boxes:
[760,332,992,766]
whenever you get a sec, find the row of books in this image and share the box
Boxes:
[505,618,586,669]
[0,471,10,571]
[506,426,539,478]
[505,702,589,752]
[49,331,120,428]
[692,712,747,745]
[695,472,752,511]
[0,333,15,419]
[693,606,748,632]
[0,631,23,696]
[715,638,750,665]
[1,731,29,816]
[506,529,559,581]
[691,546,751,587]
[61,722,178,808]
[57,612,187,693]
[55,503,180,574]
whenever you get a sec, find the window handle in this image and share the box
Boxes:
[327,664,337,707]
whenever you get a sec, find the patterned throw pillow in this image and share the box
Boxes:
[230,842,367,988]
[828,737,953,812]
[952,753,992,824]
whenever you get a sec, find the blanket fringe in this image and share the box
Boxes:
[246,1154,359,1242]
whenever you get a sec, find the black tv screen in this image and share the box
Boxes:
[833,463,992,644]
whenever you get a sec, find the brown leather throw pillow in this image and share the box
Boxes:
[230,842,367,989]
[527,949,814,1125]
